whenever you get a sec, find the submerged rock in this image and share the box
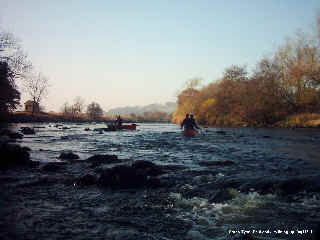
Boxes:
[58,151,79,160]
[147,177,167,188]
[209,189,234,203]
[0,129,12,136]
[98,165,148,189]
[98,161,166,189]
[0,135,10,144]
[21,146,31,152]
[0,143,39,169]
[93,128,109,132]
[41,162,67,172]
[237,175,320,195]
[132,160,164,176]
[73,174,97,187]
[199,160,234,167]
[87,154,121,164]
[20,127,36,135]
[8,132,23,140]
[262,135,271,138]
[276,176,320,195]
[215,130,226,135]
[0,129,23,140]
[34,126,46,129]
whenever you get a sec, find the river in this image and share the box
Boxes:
[1,123,320,240]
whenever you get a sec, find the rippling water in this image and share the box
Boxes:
[3,122,320,239]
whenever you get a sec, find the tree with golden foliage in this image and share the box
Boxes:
[173,26,320,127]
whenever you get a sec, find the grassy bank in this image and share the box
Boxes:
[274,113,320,128]
[200,113,320,128]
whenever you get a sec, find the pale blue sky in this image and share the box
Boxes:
[1,0,319,112]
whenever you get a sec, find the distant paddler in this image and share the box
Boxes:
[115,115,123,128]
[181,113,200,136]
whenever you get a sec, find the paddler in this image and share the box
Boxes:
[181,113,190,130]
[189,114,200,130]
[115,115,123,127]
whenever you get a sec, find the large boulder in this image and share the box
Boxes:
[131,160,164,176]
[0,143,39,169]
[98,161,166,189]
[87,154,121,165]
[237,175,320,195]
[20,127,36,135]
[275,176,320,195]
[58,151,79,160]
[0,129,23,140]
[9,132,23,140]
[20,127,32,134]
[98,165,148,189]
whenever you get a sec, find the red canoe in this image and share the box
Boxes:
[182,129,198,137]
[106,123,137,130]
[118,124,137,130]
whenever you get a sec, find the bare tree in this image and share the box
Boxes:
[87,102,103,120]
[61,102,70,115]
[72,96,85,117]
[24,72,49,114]
[0,31,32,86]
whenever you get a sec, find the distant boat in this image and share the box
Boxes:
[118,124,136,130]
[106,123,137,131]
[182,129,198,137]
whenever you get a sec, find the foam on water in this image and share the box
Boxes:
[168,189,280,239]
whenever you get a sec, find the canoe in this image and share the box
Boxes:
[107,123,137,130]
[182,129,198,137]
[118,124,136,130]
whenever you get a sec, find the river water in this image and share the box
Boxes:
[1,123,320,240]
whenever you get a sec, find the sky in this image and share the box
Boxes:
[0,0,319,112]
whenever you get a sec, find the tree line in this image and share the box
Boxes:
[60,97,172,122]
[173,28,320,127]
[60,97,104,120]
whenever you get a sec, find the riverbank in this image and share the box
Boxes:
[274,113,320,128]
[1,111,107,123]
[202,113,320,129]
[1,111,171,124]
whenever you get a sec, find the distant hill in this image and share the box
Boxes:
[106,102,177,115]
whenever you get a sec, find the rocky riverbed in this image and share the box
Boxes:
[1,123,320,239]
